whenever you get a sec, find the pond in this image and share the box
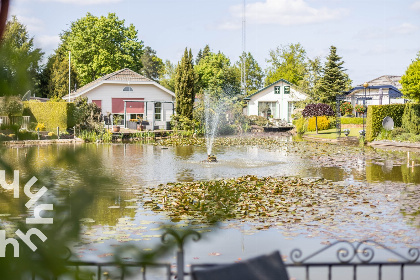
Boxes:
[1,137,419,279]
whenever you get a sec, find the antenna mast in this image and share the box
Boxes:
[241,0,246,95]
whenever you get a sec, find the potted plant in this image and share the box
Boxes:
[340,102,353,116]
[113,115,122,132]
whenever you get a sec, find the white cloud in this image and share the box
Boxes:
[39,0,122,5]
[411,1,420,11]
[390,22,419,35]
[35,35,60,49]
[15,15,45,32]
[219,0,347,30]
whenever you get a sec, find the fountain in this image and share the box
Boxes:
[204,93,223,163]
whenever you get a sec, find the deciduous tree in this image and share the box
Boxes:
[401,52,420,103]
[265,43,307,86]
[236,52,264,94]
[58,12,144,87]
[0,16,43,97]
[302,103,334,134]
[140,46,164,81]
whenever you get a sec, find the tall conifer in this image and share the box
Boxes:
[175,48,195,120]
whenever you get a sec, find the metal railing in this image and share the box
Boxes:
[31,232,420,280]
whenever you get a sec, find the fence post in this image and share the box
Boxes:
[57,127,60,140]
[37,128,40,140]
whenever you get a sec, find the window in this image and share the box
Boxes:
[274,86,280,94]
[155,102,162,121]
[284,86,290,94]
[123,86,133,91]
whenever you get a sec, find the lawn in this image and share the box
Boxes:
[305,128,361,139]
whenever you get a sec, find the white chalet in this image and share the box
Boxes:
[244,79,307,123]
[67,69,175,129]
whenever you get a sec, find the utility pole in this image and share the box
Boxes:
[68,51,71,102]
[241,0,246,95]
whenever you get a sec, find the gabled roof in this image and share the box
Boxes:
[68,68,175,99]
[244,79,295,100]
[344,75,403,98]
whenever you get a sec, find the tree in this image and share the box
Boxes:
[300,57,322,102]
[159,60,176,92]
[400,52,420,103]
[48,48,79,99]
[0,16,43,97]
[195,51,240,98]
[265,43,307,86]
[58,12,144,87]
[236,52,264,94]
[175,48,195,120]
[314,46,351,106]
[302,103,334,134]
[140,46,164,81]
[0,96,23,118]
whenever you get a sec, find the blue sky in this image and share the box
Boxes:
[9,0,420,86]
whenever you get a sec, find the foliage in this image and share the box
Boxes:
[170,114,198,132]
[140,46,164,81]
[195,44,211,65]
[302,103,334,117]
[340,102,353,115]
[159,60,176,92]
[79,129,113,143]
[390,127,408,138]
[341,117,363,124]
[195,51,240,98]
[113,114,122,126]
[35,122,46,131]
[0,96,23,117]
[401,103,420,134]
[354,104,366,114]
[48,50,79,99]
[23,100,76,131]
[293,117,307,134]
[73,96,102,131]
[236,51,264,94]
[265,43,307,86]
[58,12,144,87]
[0,16,43,97]
[300,57,322,102]
[307,116,330,131]
[175,48,195,120]
[400,52,420,102]
[247,115,270,127]
[365,104,405,141]
[313,46,351,106]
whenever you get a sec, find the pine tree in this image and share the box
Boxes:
[315,46,351,106]
[175,48,195,120]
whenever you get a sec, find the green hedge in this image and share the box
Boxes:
[402,103,420,135]
[366,104,405,142]
[341,117,363,124]
[23,101,76,131]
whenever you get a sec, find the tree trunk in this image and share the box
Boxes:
[315,116,318,134]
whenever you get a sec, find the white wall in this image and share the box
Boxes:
[80,82,175,127]
[247,81,306,122]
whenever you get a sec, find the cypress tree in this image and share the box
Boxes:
[175,48,195,120]
[315,46,351,106]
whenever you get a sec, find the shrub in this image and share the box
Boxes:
[401,103,420,135]
[248,115,271,127]
[341,117,364,124]
[390,127,408,138]
[365,104,405,142]
[355,104,366,114]
[340,102,353,115]
[307,116,330,132]
[35,123,46,131]
[327,116,336,128]
[293,117,307,134]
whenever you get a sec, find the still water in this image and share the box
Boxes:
[1,139,419,279]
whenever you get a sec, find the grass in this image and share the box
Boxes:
[305,128,361,139]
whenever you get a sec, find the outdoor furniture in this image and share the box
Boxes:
[191,251,289,280]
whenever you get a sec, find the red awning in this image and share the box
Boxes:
[112,98,144,113]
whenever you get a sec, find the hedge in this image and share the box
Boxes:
[23,101,76,131]
[341,117,363,124]
[365,104,405,142]
[307,116,330,131]
[402,103,420,135]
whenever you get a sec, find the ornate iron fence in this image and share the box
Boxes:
[30,232,420,280]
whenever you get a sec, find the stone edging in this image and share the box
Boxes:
[2,138,84,146]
